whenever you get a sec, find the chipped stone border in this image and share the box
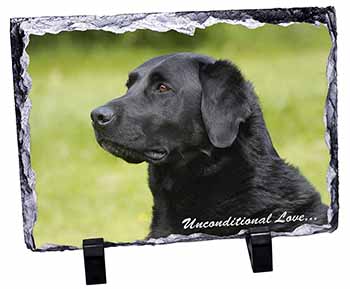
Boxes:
[10,6,338,252]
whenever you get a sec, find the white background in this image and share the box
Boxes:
[1,0,349,288]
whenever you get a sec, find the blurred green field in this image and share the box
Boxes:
[27,23,331,248]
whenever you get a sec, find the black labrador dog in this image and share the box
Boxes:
[91,53,328,238]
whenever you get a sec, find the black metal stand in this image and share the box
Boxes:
[245,227,273,273]
[83,238,107,285]
[81,229,272,284]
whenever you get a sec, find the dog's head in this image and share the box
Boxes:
[91,53,251,165]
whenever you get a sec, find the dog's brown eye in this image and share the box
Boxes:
[158,83,170,93]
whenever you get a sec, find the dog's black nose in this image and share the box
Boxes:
[91,106,115,125]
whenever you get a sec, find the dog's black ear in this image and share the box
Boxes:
[199,60,251,148]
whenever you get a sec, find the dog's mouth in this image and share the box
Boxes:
[98,139,167,164]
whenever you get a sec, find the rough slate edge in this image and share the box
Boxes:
[9,6,338,252]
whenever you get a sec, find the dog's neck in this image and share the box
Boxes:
[149,106,278,194]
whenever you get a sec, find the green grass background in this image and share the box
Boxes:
[27,23,331,248]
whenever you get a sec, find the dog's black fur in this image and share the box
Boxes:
[91,53,328,238]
